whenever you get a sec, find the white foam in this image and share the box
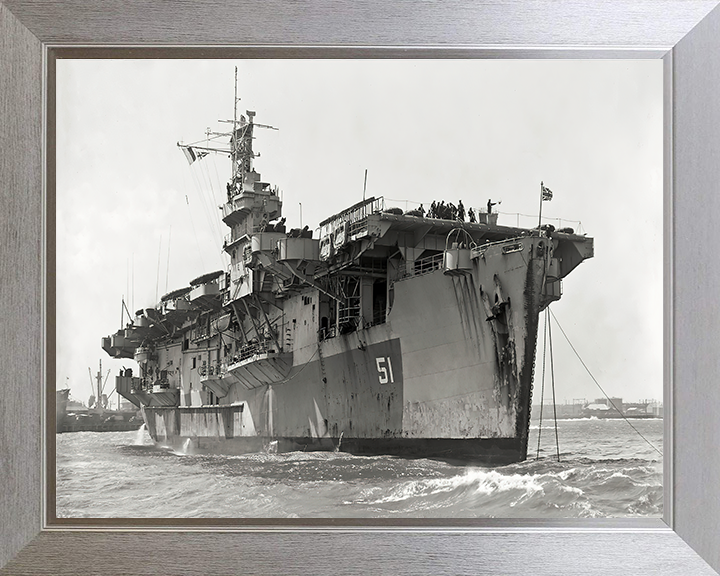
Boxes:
[171,438,194,456]
[132,423,147,445]
[556,468,577,481]
[366,468,547,505]
[469,469,544,497]
[609,471,632,480]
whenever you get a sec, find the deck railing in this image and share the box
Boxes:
[396,252,444,282]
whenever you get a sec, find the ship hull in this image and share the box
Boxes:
[142,238,550,464]
[57,419,143,434]
[147,428,525,465]
[57,411,143,433]
[56,389,69,433]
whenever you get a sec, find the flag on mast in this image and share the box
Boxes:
[179,145,209,165]
[179,145,197,165]
[538,181,553,228]
[541,182,553,201]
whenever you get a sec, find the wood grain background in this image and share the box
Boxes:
[2,1,720,574]
[672,8,720,570]
[4,530,718,576]
[2,0,717,46]
[0,0,43,570]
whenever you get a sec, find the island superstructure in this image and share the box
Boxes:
[101,80,593,464]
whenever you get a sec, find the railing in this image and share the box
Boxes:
[229,339,278,365]
[396,252,444,282]
[494,211,584,233]
[199,362,224,378]
[338,302,361,328]
[319,197,385,243]
[224,225,266,248]
[222,195,259,220]
[197,340,281,380]
[223,231,239,247]
[318,307,387,342]
[470,236,527,260]
[347,217,368,239]
[132,378,170,393]
[320,197,385,229]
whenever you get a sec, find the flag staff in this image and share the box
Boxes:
[538,181,553,228]
[538,181,544,228]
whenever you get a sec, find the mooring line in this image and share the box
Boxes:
[549,308,663,458]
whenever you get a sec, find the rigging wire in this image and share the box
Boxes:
[189,160,217,241]
[200,135,226,244]
[199,155,221,233]
[184,149,219,245]
[165,226,172,294]
[183,184,206,271]
[211,156,228,234]
[155,234,162,303]
[536,307,561,461]
[548,308,561,461]
[195,157,227,267]
[211,150,224,198]
[205,153,234,269]
[185,133,229,148]
[191,161,228,270]
[549,308,663,458]
[536,307,548,460]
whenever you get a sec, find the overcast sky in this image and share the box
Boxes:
[56,59,662,408]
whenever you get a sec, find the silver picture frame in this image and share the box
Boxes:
[2,1,720,574]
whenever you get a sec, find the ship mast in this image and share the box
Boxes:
[88,360,103,413]
[232,66,238,184]
[97,360,103,412]
[88,359,112,413]
[177,68,276,195]
[229,76,257,193]
[233,66,237,151]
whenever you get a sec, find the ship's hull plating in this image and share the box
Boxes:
[142,237,549,464]
[148,431,526,466]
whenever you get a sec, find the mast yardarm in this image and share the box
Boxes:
[177,66,277,196]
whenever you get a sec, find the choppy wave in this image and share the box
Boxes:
[56,418,663,518]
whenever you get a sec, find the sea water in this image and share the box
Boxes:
[55,418,662,518]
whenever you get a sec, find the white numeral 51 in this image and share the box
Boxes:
[375,356,395,384]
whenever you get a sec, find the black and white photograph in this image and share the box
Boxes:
[55,58,663,519]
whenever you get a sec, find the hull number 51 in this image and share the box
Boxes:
[376,357,395,384]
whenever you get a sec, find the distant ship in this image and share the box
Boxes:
[102,72,593,464]
[56,362,142,433]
